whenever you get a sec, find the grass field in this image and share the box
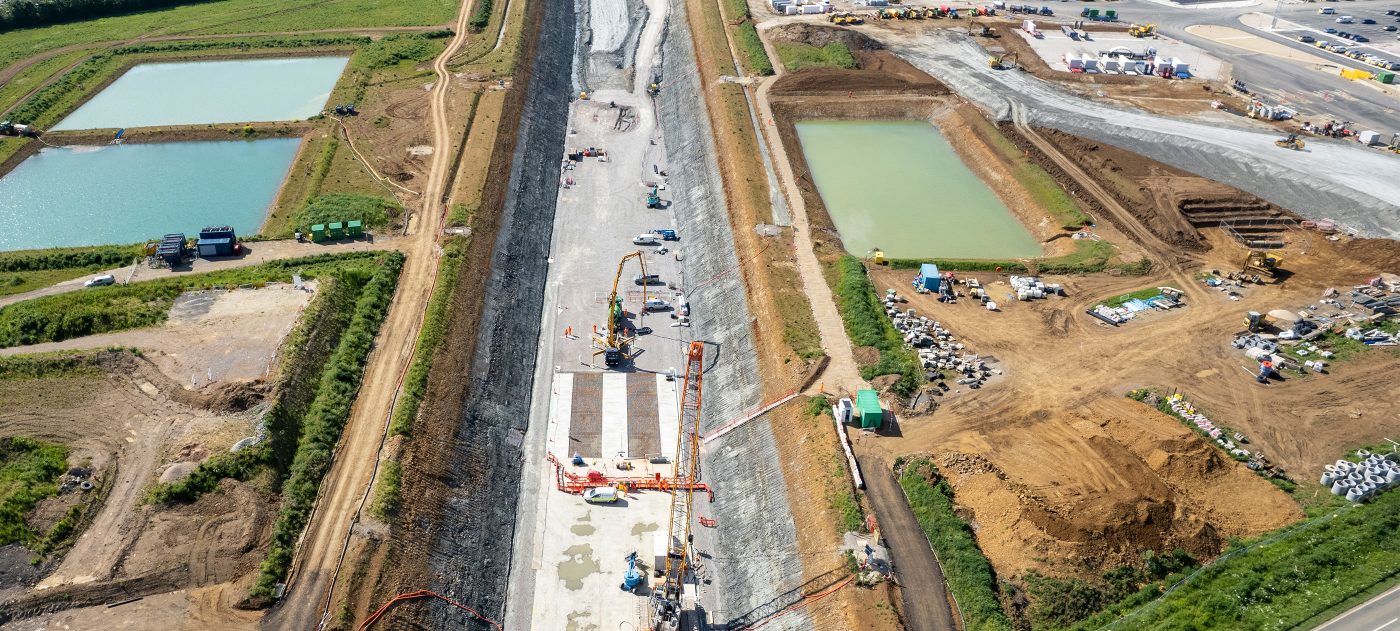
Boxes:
[0,48,94,115]
[774,41,856,72]
[454,0,529,76]
[0,437,69,548]
[0,0,455,74]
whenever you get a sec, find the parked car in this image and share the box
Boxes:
[632,234,659,245]
[583,487,619,504]
[84,274,116,288]
[644,298,670,312]
[1362,18,1376,24]
[633,274,662,286]
[1326,27,1338,33]
[1355,35,1369,42]
[1299,35,1315,42]
[1384,25,1396,31]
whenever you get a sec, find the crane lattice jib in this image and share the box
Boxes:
[655,341,705,624]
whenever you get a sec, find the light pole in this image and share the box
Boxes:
[1270,0,1283,31]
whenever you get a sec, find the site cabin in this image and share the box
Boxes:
[196,225,238,258]
[855,389,883,429]
[916,263,942,292]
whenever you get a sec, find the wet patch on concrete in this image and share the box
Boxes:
[557,543,600,591]
[631,521,659,536]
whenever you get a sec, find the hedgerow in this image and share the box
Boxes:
[389,235,467,436]
[833,255,919,395]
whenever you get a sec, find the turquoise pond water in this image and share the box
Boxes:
[52,56,348,131]
[0,139,300,250]
[795,120,1042,260]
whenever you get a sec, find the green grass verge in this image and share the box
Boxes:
[0,436,69,547]
[774,41,856,72]
[0,251,382,348]
[966,115,1090,229]
[885,241,1149,276]
[0,0,456,74]
[1022,550,1198,629]
[0,243,142,273]
[370,459,401,520]
[251,252,401,603]
[0,48,93,114]
[898,458,1013,631]
[733,22,774,77]
[1277,320,1400,366]
[292,193,401,234]
[389,235,467,437]
[468,0,492,29]
[1102,285,1176,308]
[0,349,113,379]
[1073,490,1400,631]
[833,255,919,395]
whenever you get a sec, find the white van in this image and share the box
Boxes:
[676,294,690,317]
[1319,7,1335,14]
[1336,16,1353,23]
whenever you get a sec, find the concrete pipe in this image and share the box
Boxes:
[1325,463,1338,473]
[1385,468,1400,484]
[1336,459,1353,470]
[1386,453,1399,463]
[1367,474,1386,486]
[1320,472,1335,486]
[1358,449,1372,457]
[1348,471,1365,482]
[1346,486,1367,502]
[1331,479,1351,495]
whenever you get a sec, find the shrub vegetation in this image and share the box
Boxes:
[833,256,919,395]
[0,437,69,547]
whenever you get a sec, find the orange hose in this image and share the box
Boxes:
[357,589,503,631]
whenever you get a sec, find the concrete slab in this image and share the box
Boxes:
[602,372,629,457]
[1014,28,1227,79]
[551,371,681,460]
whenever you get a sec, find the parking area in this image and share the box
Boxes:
[1273,1,1400,59]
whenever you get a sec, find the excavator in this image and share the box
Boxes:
[987,52,1018,69]
[592,252,649,368]
[1274,133,1306,150]
[1242,250,1283,280]
[1128,23,1155,38]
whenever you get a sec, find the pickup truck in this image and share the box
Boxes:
[649,229,679,241]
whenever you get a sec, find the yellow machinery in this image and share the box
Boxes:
[591,251,648,367]
[987,52,1018,69]
[1274,133,1305,150]
[1128,23,1155,38]
[1243,250,1283,279]
[826,11,863,24]
[647,82,659,95]
[649,341,706,631]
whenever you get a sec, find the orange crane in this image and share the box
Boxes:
[591,251,648,367]
[650,341,705,630]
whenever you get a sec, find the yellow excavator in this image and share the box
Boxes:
[592,251,649,368]
[1128,23,1155,38]
[1243,250,1283,280]
[987,52,1018,69]
[1274,133,1305,150]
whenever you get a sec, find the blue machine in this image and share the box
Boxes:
[621,552,643,591]
[915,263,941,292]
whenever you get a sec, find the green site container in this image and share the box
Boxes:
[1088,9,1099,17]
[1376,71,1395,85]
[1105,9,1117,18]
[346,220,364,238]
[311,224,327,242]
[855,389,882,429]
[328,222,344,239]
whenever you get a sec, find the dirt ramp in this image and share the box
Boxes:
[767,22,883,51]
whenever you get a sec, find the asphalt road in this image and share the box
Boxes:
[1112,0,1400,132]
[857,455,958,631]
[1313,583,1400,631]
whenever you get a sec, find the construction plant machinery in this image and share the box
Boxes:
[987,52,1018,69]
[646,185,662,209]
[591,252,649,368]
[1242,250,1283,280]
[1274,133,1306,150]
[650,341,706,630]
[827,10,863,24]
[1128,23,1155,37]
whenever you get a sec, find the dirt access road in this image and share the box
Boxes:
[261,1,474,628]
[858,455,958,631]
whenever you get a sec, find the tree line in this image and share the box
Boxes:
[0,0,216,32]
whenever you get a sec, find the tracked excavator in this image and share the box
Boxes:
[1274,133,1306,150]
[987,52,1018,69]
[592,252,649,368]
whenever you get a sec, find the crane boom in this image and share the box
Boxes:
[651,341,705,630]
[592,251,648,367]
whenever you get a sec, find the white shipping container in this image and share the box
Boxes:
[1359,130,1382,145]
[784,4,798,14]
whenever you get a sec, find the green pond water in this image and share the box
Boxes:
[0,139,300,251]
[53,56,348,131]
[795,120,1041,260]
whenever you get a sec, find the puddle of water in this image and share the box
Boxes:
[566,611,599,631]
[557,543,600,591]
[0,139,299,250]
[571,523,597,536]
[631,521,659,536]
[53,56,349,130]
[795,119,1042,260]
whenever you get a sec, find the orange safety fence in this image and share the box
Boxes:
[546,453,714,501]
[358,589,503,631]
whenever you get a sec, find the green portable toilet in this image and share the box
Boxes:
[346,220,363,238]
[855,389,883,429]
[1376,71,1395,85]
[1088,9,1099,17]
[310,224,327,242]
[1105,9,1116,18]
[328,222,344,239]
